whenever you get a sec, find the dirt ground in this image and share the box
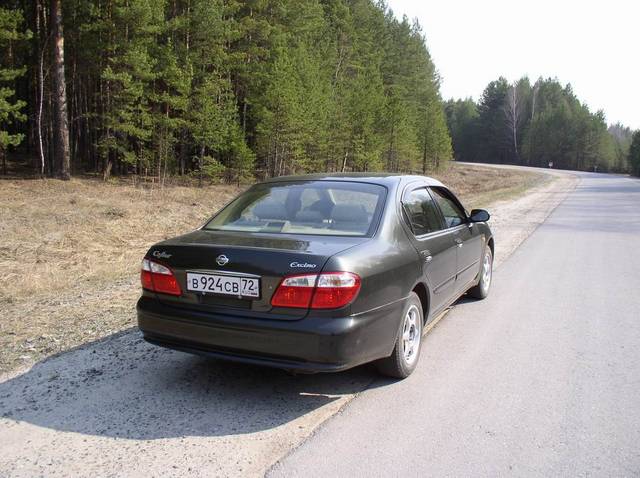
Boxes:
[0,164,542,374]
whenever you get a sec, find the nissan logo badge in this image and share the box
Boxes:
[216,254,229,266]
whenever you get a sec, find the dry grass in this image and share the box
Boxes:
[0,178,241,301]
[433,163,547,209]
[0,164,545,374]
[0,178,240,373]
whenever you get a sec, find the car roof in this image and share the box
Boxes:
[260,172,445,188]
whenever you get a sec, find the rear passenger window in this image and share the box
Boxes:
[403,188,443,236]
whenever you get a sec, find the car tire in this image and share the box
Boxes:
[468,245,493,300]
[376,292,423,379]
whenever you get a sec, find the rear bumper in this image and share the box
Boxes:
[137,296,404,373]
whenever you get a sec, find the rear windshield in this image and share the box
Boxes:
[204,181,387,237]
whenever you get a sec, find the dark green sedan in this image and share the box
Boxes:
[137,174,493,378]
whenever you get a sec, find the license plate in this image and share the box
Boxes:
[186,272,260,298]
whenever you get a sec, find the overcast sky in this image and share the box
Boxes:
[387,0,639,130]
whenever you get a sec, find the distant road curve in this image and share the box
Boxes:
[456,162,579,267]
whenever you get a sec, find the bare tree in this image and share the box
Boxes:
[35,0,47,177]
[530,81,539,121]
[504,83,525,163]
[525,81,541,166]
[50,0,70,180]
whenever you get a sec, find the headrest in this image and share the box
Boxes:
[253,200,287,220]
[331,204,368,224]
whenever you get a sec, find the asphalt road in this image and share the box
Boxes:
[270,172,640,477]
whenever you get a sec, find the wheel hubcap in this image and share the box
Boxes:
[482,252,492,291]
[402,305,421,365]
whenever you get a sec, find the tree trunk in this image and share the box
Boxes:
[422,139,427,174]
[199,145,205,187]
[527,83,539,167]
[50,0,71,180]
[34,0,47,177]
[387,124,395,171]
[103,158,112,181]
[506,86,520,163]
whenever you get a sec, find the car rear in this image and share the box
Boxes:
[137,178,398,371]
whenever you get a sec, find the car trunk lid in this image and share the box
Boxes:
[146,229,366,320]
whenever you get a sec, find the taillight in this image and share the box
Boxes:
[311,272,361,309]
[141,258,182,296]
[271,272,361,309]
[270,274,316,308]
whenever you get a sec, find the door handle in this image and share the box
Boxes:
[455,238,463,247]
[420,250,433,262]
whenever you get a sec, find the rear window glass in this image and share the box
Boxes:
[204,181,387,237]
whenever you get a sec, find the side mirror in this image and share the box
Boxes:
[469,209,490,222]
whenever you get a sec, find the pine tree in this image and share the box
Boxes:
[50,0,71,179]
[476,78,510,164]
[4,0,454,179]
[444,98,478,162]
[99,0,162,179]
[0,6,29,176]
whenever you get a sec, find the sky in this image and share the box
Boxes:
[387,0,640,130]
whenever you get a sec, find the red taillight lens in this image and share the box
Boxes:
[141,258,182,296]
[271,272,361,310]
[141,269,154,290]
[311,272,361,309]
[270,274,317,308]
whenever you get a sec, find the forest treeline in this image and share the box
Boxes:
[445,77,639,174]
[1,1,638,182]
[0,0,450,182]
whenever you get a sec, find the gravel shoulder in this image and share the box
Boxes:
[0,166,577,478]
[461,164,579,268]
